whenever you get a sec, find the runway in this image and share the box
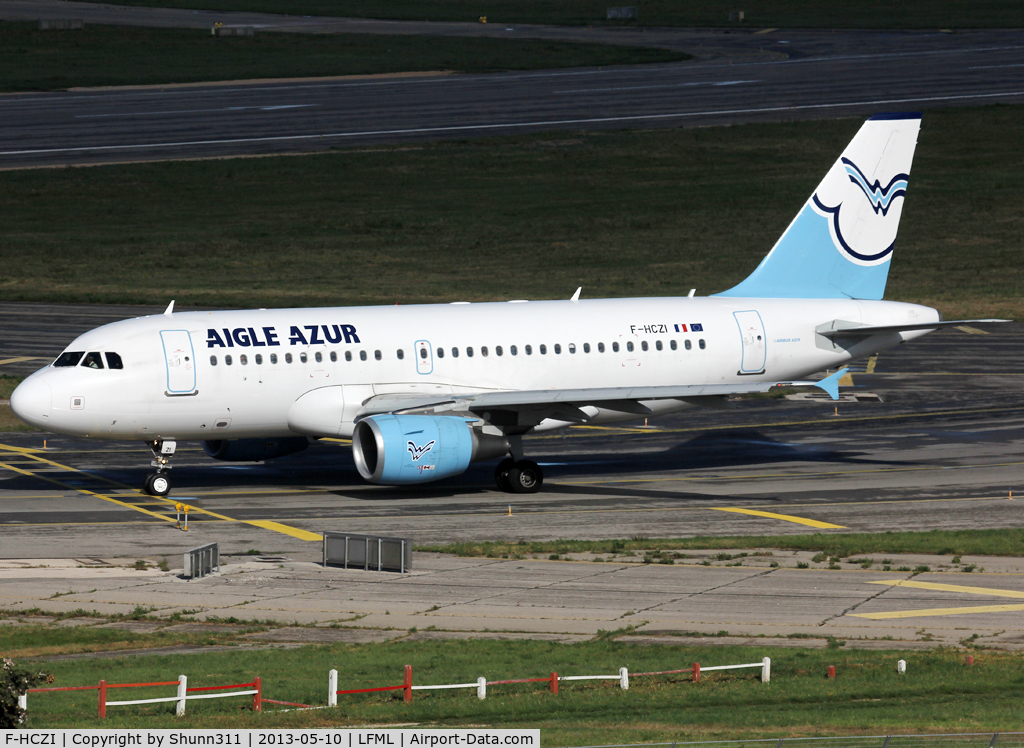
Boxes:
[1,15,1022,167]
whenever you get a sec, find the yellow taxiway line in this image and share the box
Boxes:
[0,442,322,542]
[854,603,1024,619]
[866,579,1024,599]
[851,579,1024,619]
[711,507,845,529]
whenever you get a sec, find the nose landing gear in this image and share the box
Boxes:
[144,439,175,497]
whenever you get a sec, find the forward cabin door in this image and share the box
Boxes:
[415,340,434,375]
[733,310,766,375]
[160,330,197,394]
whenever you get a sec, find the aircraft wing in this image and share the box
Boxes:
[816,318,1010,338]
[358,369,849,426]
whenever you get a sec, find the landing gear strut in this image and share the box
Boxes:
[144,439,175,497]
[494,437,544,494]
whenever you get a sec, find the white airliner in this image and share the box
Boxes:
[11,113,1006,496]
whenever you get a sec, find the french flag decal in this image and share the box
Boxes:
[674,324,688,333]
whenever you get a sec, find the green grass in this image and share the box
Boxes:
[11,633,1024,735]
[5,604,1021,733]
[104,0,1024,29]
[0,21,688,92]
[419,529,1024,559]
[2,106,1021,318]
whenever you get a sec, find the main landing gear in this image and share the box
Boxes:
[495,458,544,493]
[494,436,543,493]
[144,439,175,497]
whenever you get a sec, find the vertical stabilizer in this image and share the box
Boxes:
[716,113,921,299]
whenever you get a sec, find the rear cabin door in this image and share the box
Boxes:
[160,329,197,393]
[733,310,767,375]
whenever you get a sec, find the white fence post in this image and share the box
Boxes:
[329,669,338,707]
[18,692,27,723]
[176,675,187,716]
[619,667,629,690]
[897,660,906,675]
[477,677,487,700]
[761,657,771,683]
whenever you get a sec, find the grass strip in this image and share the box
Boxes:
[420,528,1024,559]
[8,632,1022,735]
[104,0,1024,30]
[0,21,688,92]
[1,105,1021,317]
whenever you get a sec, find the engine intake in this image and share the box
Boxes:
[352,414,508,485]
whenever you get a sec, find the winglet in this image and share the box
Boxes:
[163,300,175,316]
[571,287,582,302]
[815,368,848,401]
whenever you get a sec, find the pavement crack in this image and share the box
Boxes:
[818,575,899,626]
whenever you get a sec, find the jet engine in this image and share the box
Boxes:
[202,437,311,462]
[352,414,508,485]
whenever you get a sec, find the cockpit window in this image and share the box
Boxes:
[81,352,104,369]
[105,352,124,369]
[54,351,84,367]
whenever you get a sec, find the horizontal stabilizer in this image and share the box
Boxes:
[817,318,1010,339]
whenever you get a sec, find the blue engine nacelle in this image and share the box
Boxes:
[202,437,310,462]
[352,414,508,485]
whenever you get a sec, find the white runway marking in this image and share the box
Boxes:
[555,80,759,94]
[75,104,316,118]
[5,90,1024,158]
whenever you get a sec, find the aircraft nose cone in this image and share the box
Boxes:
[10,376,52,428]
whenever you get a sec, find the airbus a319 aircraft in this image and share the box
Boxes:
[11,114,1005,496]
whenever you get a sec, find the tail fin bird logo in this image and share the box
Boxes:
[407,440,436,462]
[842,158,908,216]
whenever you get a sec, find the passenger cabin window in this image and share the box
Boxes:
[655,340,663,351]
[539,344,547,355]
[481,346,488,357]
[612,342,620,353]
[437,348,445,359]
[345,351,352,362]
[374,350,382,361]
[225,355,233,365]
[54,351,84,367]
[569,343,576,354]
[82,352,104,369]
[255,354,263,365]
[598,342,605,353]
[641,341,648,352]
[315,352,322,363]
[240,354,248,365]
[626,342,634,352]
[496,346,503,356]
[330,351,337,362]
[685,340,692,350]
[105,352,124,369]
[397,349,405,360]
[360,351,367,361]
[525,345,532,355]
[300,352,308,363]
[553,344,561,354]
[271,353,278,364]
[510,345,518,356]
[466,347,474,358]
[210,355,218,366]
[699,339,706,350]
[286,352,294,363]
[452,347,459,358]
[670,340,677,351]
